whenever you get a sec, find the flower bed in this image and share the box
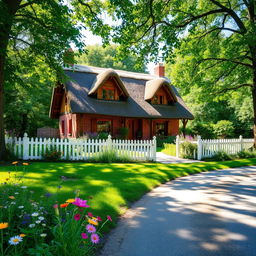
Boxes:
[0,166,112,256]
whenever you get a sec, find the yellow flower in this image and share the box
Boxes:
[9,196,15,200]
[66,199,75,203]
[12,161,18,165]
[88,218,98,226]
[0,223,8,229]
[19,234,26,237]
[22,163,29,166]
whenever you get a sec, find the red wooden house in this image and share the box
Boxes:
[50,64,193,139]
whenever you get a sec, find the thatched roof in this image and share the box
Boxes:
[52,65,194,120]
[144,78,177,102]
[88,69,129,98]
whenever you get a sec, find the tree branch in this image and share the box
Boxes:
[199,57,253,68]
[217,83,252,93]
[18,0,39,9]
[209,0,247,33]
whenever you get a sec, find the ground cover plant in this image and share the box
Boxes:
[1,159,256,254]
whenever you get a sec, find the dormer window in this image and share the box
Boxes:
[88,69,129,101]
[102,89,114,100]
[145,78,178,105]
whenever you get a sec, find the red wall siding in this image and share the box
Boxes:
[59,113,180,139]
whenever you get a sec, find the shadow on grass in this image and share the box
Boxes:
[0,159,256,224]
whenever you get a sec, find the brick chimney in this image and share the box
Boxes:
[154,63,165,77]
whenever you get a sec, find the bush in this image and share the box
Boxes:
[236,150,256,159]
[162,143,176,156]
[43,146,62,161]
[118,127,129,139]
[204,151,233,161]
[213,120,234,138]
[188,122,215,139]
[180,141,197,159]
[89,149,133,163]
[156,135,176,147]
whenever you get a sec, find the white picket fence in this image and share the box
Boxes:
[5,133,156,161]
[176,135,254,160]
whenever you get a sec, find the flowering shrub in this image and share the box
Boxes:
[0,166,112,255]
[43,147,62,161]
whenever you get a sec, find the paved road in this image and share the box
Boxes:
[99,166,256,256]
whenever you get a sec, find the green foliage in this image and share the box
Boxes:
[205,151,234,161]
[90,149,133,163]
[236,150,256,159]
[180,141,197,159]
[162,143,176,157]
[76,44,146,72]
[213,120,234,138]
[43,147,62,161]
[156,135,176,147]
[118,127,129,139]
[97,132,109,140]
[0,171,112,255]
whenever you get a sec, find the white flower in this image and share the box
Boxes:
[9,236,22,245]
[18,206,24,209]
[35,220,41,224]
[29,224,35,228]
[40,233,47,237]
[10,202,16,205]
[42,223,46,227]
[21,186,27,189]
[31,212,39,217]
[14,192,19,195]
[38,216,44,221]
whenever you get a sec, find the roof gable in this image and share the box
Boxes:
[88,69,129,98]
[144,78,177,102]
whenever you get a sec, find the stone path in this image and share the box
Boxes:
[156,152,201,164]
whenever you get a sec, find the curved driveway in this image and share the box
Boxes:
[100,166,256,256]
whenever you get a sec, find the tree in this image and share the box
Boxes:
[104,0,256,142]
[76,44,147,72]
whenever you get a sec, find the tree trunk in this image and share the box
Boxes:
[0,0,22,160]
[252,71,256,148]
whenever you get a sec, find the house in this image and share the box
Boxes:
[49,64,193,140]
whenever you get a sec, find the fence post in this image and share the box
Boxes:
[176,135,180,158]
[23,133,29,160]
[197,135,202,160]
[239,135,243,152]
[152,136,156,161]
[107,134,112,151]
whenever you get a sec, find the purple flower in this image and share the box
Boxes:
[45,192,53,198]
[91,233,100,244]
[72,198,90,208]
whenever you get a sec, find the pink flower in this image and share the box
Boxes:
[91,233,100,244]
[53,204,58,209]
[97,216,102,222]
[72,198,90,208]
[81,233,88,239]
[86,224,96,233]
[107,215,112,221]
[74,214,81,221]
[87,212,93,217]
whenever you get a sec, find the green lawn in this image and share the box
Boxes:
[1,159,256,225]
[157,143,176,156]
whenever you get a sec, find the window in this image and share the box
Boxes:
[102,89,115,100]
[151,95,166,105]
[61,120,65,135]
[68,119,72,135]
[97,120,111,133]
[156,122,166,136]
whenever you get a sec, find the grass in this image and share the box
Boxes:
[157,143,176,156]
[1,159,256,228]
